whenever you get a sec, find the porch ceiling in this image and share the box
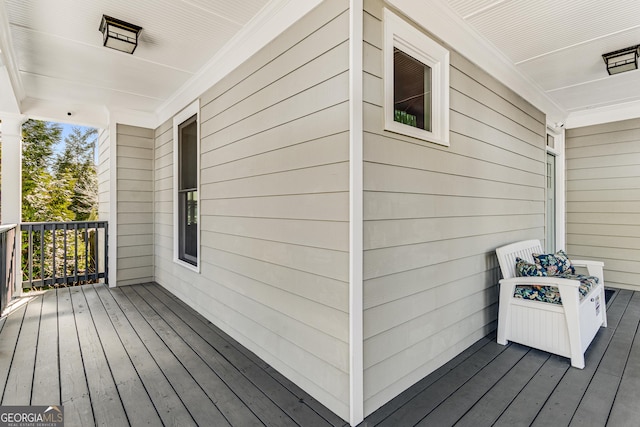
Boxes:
[445,0,640,118]
[0,0,273,124]
[1,0,640,127]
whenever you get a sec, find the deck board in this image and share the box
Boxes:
[2,294,40,405]
[363,287,637,427]
[81,285,162,426]
[106,285,231,427]
[119,286,264,427]
[531,289,631,427]
[31,289,61,405]
[132,284,298,427]
[415,343,530,426]
[0,304,26,403]
[57,287,94,427]
[607,294,640,425]
[454,348,551,427]
[70,286,129,426]
[1,283,638,426]
[376,338,509,427]
[569,291,640,427]
[93,284,197,426]
[150,282,345,427]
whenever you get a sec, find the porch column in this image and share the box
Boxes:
[1,114,25,224]
[0,113,26,294]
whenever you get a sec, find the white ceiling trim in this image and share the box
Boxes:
[515,23,640,66]
[461,0,509,20]
[155,0,323,127]
[566,99,640,129]
[21,97,110,128]
[388,0,567,123]
[178,0,245,27]
[0,0,22,113]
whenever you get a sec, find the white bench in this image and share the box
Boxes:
[495,240,607,368]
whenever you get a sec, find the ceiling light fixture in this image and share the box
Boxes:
[602,45,639,75]
[99,15,142,54]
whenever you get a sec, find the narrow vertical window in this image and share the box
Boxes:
[178,115,198,265]
[173,99,200,271]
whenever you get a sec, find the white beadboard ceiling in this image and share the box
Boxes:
[1,0,640,127]
[445,0,640,114]
[0,0,272,123]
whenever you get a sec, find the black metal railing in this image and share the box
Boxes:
[0,224,18,314]
[21,221,108,288]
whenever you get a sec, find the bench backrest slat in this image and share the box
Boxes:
[496,239,544,280]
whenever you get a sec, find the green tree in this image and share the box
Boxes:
[54,126,98,220]
[21,119,71,221]
[20,120,99,287]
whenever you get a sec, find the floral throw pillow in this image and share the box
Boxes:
[515,257,547,277]
[532,250,575,276]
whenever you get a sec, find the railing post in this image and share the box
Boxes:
[103,222,109,285]
[63,223,68,285]
[39,223,45,288]
[74,222,79,284]
[0,225,17,314]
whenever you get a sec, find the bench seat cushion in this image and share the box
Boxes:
[513,273,599,304]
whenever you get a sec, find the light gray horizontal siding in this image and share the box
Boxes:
[117,124,154,286]
[97,128,110,221]
[362,0,546,416]
[566,117,640,291]
[153,0,351,419]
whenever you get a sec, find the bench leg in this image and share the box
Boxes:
[497,281,514,345]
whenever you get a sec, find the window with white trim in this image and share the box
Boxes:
[173,100,200,271]
[384,8,450,146]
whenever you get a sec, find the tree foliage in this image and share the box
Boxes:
[54,126,98,220]
[20,119,99,287]
[21,119,98,222]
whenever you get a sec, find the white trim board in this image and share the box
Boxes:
[565,99,640,129]
[349,2,364,425]
[156,0,324,127]
[172,99,201,274]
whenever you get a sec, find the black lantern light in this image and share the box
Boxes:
[602,45,639,75]
[99,15,142,54]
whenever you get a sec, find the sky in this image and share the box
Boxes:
[54,122,98,163]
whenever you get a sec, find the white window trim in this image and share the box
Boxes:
[173,99,201,273]
[383,8,450,146]
[546,126,566,252]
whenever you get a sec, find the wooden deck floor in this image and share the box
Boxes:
[1,283,638,426]
[0,283,347,427]
[360,288,640,427]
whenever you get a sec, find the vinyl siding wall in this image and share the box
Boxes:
[117,124,154,286]
[362,0,547,415]
[566,117,640,291]
[97,127,110,221]
[153,0,351,419]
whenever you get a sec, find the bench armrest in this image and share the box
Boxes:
[499,276,583,305]
[499,276,581,288]
[572,260,604,268]
[571,260,604,281]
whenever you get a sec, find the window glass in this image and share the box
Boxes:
[179,116,197,191]
[176,113,198,267]
[394,48,432,132]
[179,190,198,264]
